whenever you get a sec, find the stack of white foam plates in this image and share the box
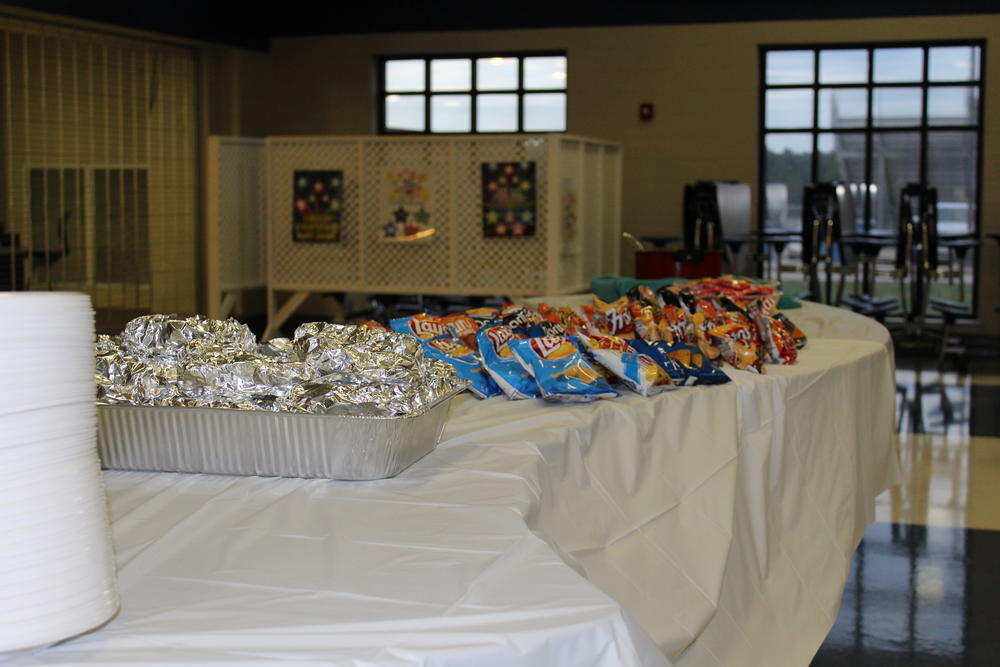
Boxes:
[0,293,119,654]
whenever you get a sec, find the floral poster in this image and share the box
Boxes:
[482,162,536,238]
[293,171,343,243]
[382,168,434,242]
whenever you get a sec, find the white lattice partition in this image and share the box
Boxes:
[205,136,265,319]
[263,134,621,337]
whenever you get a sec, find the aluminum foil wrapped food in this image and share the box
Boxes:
[96,315,466,416]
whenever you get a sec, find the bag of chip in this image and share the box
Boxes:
[629,301,661,343]
[421,335,502,399]
[591,296,636,338]
[662,341,731,385]
[475,325,541,400]
[358,320,387,330]
[508,336,619,402]
[708,322,762,373]
[390,314,451,340]
[580,334,674,396]
[443,313,481,350]
[629,339,698,386]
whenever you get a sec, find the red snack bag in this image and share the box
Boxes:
[708,322,762,372]
[358,320,387,331]
[592,297,635,338]
[629,301,660,343]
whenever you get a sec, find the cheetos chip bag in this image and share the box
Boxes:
[508,336,619,402]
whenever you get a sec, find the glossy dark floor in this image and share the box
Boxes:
[811,352,1000,666]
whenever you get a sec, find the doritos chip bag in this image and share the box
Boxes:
[663,341,731,385]
[476,325,540,400]
[421,335,502,399]
[509,336,619,402]
[708,322,762,373]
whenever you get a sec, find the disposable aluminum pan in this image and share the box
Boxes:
[96,387,463,480]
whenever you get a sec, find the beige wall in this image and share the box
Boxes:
[259,14,1000,330]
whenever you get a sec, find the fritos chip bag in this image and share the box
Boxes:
[708,322,762,373]
[421,335,502,399]
[580,334,674,397]
[476,325,540,400]
[509,336,619,402]
[591,297,636,338]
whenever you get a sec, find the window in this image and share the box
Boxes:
[378,53,567,134]
[760,42,983,239]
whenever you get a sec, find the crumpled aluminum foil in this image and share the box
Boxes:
[96,315,466,416]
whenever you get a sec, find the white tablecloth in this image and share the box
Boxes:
[15,303,898,666]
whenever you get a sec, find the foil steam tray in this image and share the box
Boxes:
[96,387,462,480]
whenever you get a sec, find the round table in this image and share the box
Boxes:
[19,303,898,667]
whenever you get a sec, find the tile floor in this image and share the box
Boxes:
[810,353,1000,666]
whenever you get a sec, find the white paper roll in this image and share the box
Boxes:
[0,293,119,654]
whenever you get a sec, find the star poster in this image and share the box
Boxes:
[292,171,343,243]
[482,162,536,238]
[383,169,434,242]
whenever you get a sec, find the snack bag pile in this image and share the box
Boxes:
[378,276,804,403]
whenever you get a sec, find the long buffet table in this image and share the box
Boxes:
[17,301,898,667]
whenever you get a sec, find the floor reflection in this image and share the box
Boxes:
[811,523,1000,666]
[813,350,1000,665]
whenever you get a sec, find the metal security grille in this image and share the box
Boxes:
[0,15,198,324]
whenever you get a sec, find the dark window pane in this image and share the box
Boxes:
[870,132,920,231]
[927,86,978,126]
[523,56,566,90]
[928,46,981,82]
[764,133,812,229]
[765,50,814,84]
[765,88,814,128]
[476,57,518,90]
[477,93,518,132]
[818,88,867,128]
[523,93,566,131]
[927,131,977,237]
[430,95,471,132]
[873,87,922,127]
[873,48,923,83]
[385,94,426,131]
[385,59,425,92]
[819,49,868,84]
[817,133,866,229]
[430,59,470,92]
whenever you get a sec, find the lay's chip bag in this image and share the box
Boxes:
[508,336,619,403]
[476,325,540,400]
[421,335,502,399]
[390,314,451,341]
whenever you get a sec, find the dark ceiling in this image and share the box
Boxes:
[3,1,998,51]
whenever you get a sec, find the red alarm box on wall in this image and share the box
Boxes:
[635,249,723,279]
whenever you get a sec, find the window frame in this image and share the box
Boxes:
[376,50,568,135]
[758,39,985,315]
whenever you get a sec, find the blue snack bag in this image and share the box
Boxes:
[421,336,502,399]
[579,334,674,397]
[508,336,619,403]
[390,314,451,341]
[475,325,541,400]
[630,339,697,386]
[636,340,730,386]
